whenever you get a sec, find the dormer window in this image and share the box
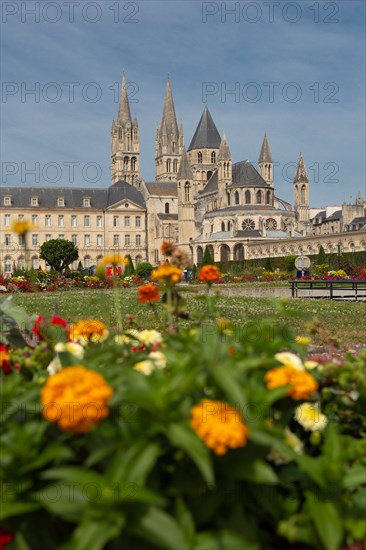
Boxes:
[83,197,91,207]
[4,195,11,206]
[57,197,65,207]
[31,196,39,206]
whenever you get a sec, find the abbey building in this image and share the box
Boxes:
[1,75,365,272]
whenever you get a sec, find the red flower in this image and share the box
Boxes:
[0,529,13,549]
[33,315,68,340]
[138,283,160,304]
[0,344,11,374]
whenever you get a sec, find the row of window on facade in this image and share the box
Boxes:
[227,189,272,206]
[3,196,92,208]
[215,218,278,233]
[197,152,216,164]
[4,234,142,247]
[3,214,142,228]
[117,127,138,142]
[3,254,144,273]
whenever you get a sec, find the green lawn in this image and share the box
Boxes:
[11,287,366,348]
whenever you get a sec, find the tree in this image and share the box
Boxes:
[317,245,327,265]
[136,262,153,279]
[40,239,78,274]
[202,246,214,266]
[124,255,136,277]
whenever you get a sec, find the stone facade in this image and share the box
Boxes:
[0,75,365,272]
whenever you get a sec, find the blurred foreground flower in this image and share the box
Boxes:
[267,428,304,465]
[191,399,249,455]
[134,350,167,375]
[70,320,109,346]
[151,263,182,285]
[198,265,222,283]
[0,344,11,374]
[98,254,128,267]
[265,365,318,400]
[295,402,328,432]
[41,366,113,433]
[11,219,34,236]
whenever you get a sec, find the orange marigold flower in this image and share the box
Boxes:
[41,366,114,434]
[138,283,160,303]
[198,265,222,283]
[70,320,109,345]
[151,263,182,284]
[191,399,249,455]
[161,241,175,256]
[265,366,318,400]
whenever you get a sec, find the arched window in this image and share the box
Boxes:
[18,256,25,269]
[197,246,203,264]
[84,256,91,268]
[133,128,138,140]
[211,151,216,163]
[235,191,239,205]
[4,256,11,273]
[131,157,136,170]
[234,244,244,261]
[301,185,306,203]
[198,152,202,163]
[227,192,231,206]
[32,256,39,269]
[245,190,251,204]
[207,171,213,180]
[119,128,123,140]
[165,202,170,214]
[166,159,171,173]
[123,157,129,170]
[256,190,262,204]
[184,182,190,202]
[136,255,142,264]
[221,222,225,231]
[227,221,231,231]
[173,159,178,173]
[220,244,230,262]
[266,190,271,204]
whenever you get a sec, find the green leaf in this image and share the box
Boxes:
[166,423,214,485]
[343,465,366,488]
[132,507,189,550]
[41,466,105,487]
[106,441,160,485]
[306,493,343,550]
[175,497,195,546]
[0,501,40,520]
[63,515,125,550]
[194,530,260,550]
[210,363,248,412]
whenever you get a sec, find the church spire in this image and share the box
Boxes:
[294,152,309,183]
[159,78,179,138]
[118,73,132,126]
[217,132,231,161]
[258,132,273,163]
[177,147,193,180]
[188,106,221,151]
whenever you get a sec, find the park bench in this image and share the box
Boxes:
[289,280,366,301]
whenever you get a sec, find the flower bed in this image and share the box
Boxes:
[1,248,365,549]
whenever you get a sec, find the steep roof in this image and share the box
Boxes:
[294,153,309,183]
[258,133,273,163]
[144,181,177,197]
[188,106,221,150]
[159,78,179,138]
[199,171,218,196]
[325,210,342,221]
[117,73,132,127]
[231,161,268,187]
[217,133,231,161]
[0,180,146,209]
[177,148,193,180]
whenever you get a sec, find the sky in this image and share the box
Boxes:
[1,0,365,207]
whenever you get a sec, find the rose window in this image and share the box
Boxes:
[241,219,255,231]
[265,218,277,230]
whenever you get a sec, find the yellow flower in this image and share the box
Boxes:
[151,263,182,284]
[137,330,163,346]
[133,350,167,376]
[294,403,328,432]
[55,342,84,359]
[191,400,249,455]
[98,254,128,266]
[267,428,304,465]
[304,360,319,370]
[265,366,318,400]
[133,359,155,376]
[275,352,304,371]
[70,320,109,346]
[11,219,34,236]
[41,366,114,434]
[148,350,166,369]
[295,336,311,346]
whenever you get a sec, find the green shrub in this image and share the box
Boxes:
[136,261,153,278]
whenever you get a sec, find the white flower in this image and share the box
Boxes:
[137,330,162,346]
[267,428,303,465]
[148,350,166,370]
[115,330,139,345]
[55,342,84,359]
[0,285,8,292]
[275,352,304,371]
[304,360,319,370]
[47,356,62,375]
[295,403,328,432]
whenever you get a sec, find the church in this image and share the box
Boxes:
[0,75,365,272]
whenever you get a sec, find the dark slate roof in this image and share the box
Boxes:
[157,213,178,221]
[188,106,221,151]
[144,181,177,197]
[325,210,342,221]
[235,230,262,238]
[177,148,193,180]
[349,216,366,226]
[231,161,268,187]
[0,180,146,209]
[199,171,218,196]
